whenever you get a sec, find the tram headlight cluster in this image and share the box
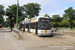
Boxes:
[41,31,43,32]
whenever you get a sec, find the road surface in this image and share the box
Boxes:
[0,28,26,50]
[0,28,74,50]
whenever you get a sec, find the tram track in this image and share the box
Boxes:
[48,31,75,46]
[24,32,75,46]
[52,38,75,46]
[43,37,75,46]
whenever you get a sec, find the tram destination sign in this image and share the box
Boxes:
[42,19,49,21]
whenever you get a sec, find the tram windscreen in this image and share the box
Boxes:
[38,18,51,30]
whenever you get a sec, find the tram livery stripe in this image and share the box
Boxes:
[33,29,34,34]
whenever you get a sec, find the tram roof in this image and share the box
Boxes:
[31,16,50,22]
[26,19,30,21]
[20,16,50,24]
[32,16,49,19]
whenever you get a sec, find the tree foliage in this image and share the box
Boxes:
[0,5,4,24]
[23,3,41,18]
[44,13,51,19]
[51,22,59,27]
[51,15,62,27]
[60,19,69,27]
[64,7,75,28]
[72,20,75,26]
[63,14,68,20]
[6,4,24,31]
[44,14,49,17]
[52,15,61,22]
[6,4,23,22]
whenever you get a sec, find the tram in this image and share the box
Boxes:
[20,16,52,36]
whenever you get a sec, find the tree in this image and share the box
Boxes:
[63,14,68,20]
[44,13,51,19]
[6,4,23,22]
[6,4,24,31]
[52,15,61,22]
[0,18,4,24]
[0,5,4,24]
[51,15,61,27]
[51,22,59,27]
[6,18,10,25]
[44,14,49,17]
[72,20,75,27]
[64,7,75,29]
[23,3,41,18]
[60,19,69,27]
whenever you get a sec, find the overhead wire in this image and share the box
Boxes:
[40,0,47,4]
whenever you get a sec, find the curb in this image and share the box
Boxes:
[12,31,21,40]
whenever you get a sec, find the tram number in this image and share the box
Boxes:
[45,30,47,33]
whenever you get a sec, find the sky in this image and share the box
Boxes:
[0,0,75,19]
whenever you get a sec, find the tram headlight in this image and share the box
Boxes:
[41,31,43,32]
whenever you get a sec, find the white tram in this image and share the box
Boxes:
[20,16,52,36]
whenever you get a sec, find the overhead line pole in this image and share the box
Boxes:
[16,0,19,28]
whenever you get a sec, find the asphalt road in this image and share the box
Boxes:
[0,28,26,50]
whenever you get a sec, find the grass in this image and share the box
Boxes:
[14,34,21,40]
[12,30,22,40]
[18,38,21,40]
[72,27,75,30]
[14,30,19,33]
[36,34,39,36]
[50,45,54,46]
[40,36,44,39]
[14,35,17,37]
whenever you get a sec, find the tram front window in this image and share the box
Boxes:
[38,18,51,30]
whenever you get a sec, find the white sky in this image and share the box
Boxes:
[1,0,75,21]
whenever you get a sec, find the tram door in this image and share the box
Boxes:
[27,24,30,32]
[36,22,38,34]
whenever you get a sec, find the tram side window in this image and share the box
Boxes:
[31,23,35,29]
[26,24,28,28]
[21,24,23,28]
